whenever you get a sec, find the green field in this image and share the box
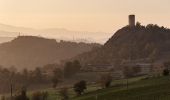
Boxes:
[71,76,170,100]
[42,76,145,100]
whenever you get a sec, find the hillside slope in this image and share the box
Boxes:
[76,24,170,65]
[0,36,100,69]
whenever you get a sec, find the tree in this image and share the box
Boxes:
[64,62,73,78]
[132,66,141,76]
[136,22,142,29]
[164,62,170,69]
[123,66,134,90]
[73,80,87,96]
[59,87,69,100]
[64,60,81,78]
[32,91,48,100]
[1,96,5,100]
[22,68,29,85]
[14,87,29,100]
[32,92,41,100]
[52,68,63,88]
[163,62,170,76]
[34,67,43,82]
[41,92,48,100]
[123,66,134,78]
[73,60,81,72]
[9,66,17,73]
[100,74,112,88]
[163,69,169,76]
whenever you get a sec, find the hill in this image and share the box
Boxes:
[75,24,170,65]
[0,36,100,69]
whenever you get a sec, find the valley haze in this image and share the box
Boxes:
[0,23,111,44]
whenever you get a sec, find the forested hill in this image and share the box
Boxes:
[75,24,170,65]
[0,36,100,69]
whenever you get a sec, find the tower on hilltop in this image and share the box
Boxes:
[129,15,135,27]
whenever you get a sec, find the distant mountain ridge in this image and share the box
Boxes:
[0,23,110,43]
[0,36,14,43]
[75,24,170,65]
[0,36,100,69]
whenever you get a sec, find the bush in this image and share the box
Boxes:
[14,88,29,100]
[100,74,112,88]
[163,69,169,76]
[73,80,87,96]
[1,96,5,100]
[32,91,48,100]
[52,68,63,88]
[64,60,81,78]
[59,87,69,100]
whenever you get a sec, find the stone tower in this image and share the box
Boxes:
[129,15,135,27]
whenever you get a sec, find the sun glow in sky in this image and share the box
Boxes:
[0,0,170,32]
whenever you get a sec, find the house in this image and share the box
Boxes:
[121,60,152,76]
[81,64,114,72]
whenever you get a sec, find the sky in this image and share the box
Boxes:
[0,0,170,33]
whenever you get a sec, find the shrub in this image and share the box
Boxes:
[163,69,169,76]
[73,80,87,96]
[1,96,5,100]
[32,91,48,100]
[100,74,112,88]
[14,88,29,100]
[52,68,63,88]
[59,87,69,100]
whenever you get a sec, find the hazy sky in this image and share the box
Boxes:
[0,0,170,32]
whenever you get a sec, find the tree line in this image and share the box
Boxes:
[0,60,81,94]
